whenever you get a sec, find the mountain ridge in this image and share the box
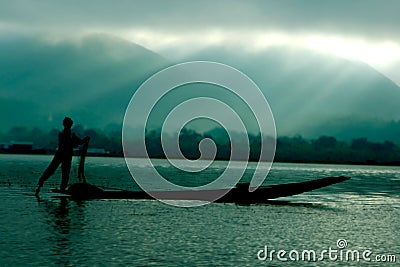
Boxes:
[0,33,170,129]
[1,33,400,143]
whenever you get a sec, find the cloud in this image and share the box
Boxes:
[0,0,399,41]
[120,29,400,62]
[1,1,400,84]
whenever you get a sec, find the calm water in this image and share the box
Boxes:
[0,154,399,266]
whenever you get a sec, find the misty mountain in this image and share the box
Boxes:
[1,34,400,143]
[177,47,400,142]
[0,34,169,130]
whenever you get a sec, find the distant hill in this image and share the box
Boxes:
[1,34,400,143]
[178,47,400,142]
[0,34,169,130]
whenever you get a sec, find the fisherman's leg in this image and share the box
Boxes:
[60,157,72,191]
[35,154,62,195]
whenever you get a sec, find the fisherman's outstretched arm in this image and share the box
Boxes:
[72,133,90,145]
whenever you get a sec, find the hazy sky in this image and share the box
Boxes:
[1,0,400,84]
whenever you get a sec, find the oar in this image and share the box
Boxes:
[77,140,89,183]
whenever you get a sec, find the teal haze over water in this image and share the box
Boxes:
[1,2,400,265]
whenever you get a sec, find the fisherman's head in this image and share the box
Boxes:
[63,117,73,129]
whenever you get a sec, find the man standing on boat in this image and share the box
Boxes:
[35,117,90,196]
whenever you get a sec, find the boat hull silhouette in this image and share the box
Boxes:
[52,176,350,203]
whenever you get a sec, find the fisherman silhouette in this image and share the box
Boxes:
[35,117,90,196]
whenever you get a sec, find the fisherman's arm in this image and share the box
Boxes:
[72,133,90,145]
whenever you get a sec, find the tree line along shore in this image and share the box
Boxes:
[1,126,400,166]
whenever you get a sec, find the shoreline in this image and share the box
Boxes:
[1,151,400,167]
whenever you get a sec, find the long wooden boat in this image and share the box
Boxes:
[52,176,350,203]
